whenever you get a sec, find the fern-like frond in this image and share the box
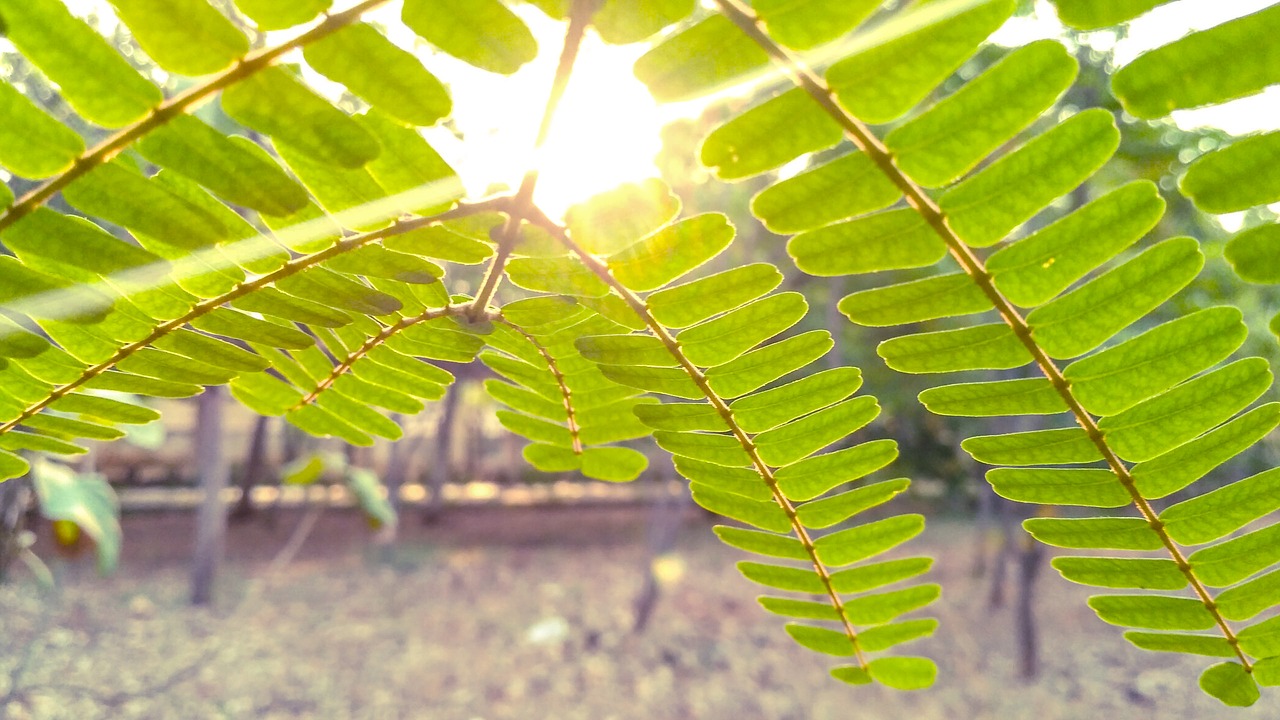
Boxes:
[636,0,1280,705]
[525,204,941,690]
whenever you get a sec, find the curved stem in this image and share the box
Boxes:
[0,199,500,437]
[528,207,870,670]
[496,318,583,454]
[0,0,392,234]
[714,0,1248,669]
[291,303,471,410]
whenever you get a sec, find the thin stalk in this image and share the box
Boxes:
[291,304,471,410]
[0,0,392,234]
[529,208,870,670]
[0,199,501,437]
[497,318,583,454]
[714,0,1249,669]
[467,0,597,320]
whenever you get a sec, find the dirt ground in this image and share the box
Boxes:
[0,505,1272,720]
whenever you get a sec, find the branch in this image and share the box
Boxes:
[0,0,392,233]
[528,207,870,670]
[713,0,1249,669]
[0,199,503,437]
[496,318,583,454]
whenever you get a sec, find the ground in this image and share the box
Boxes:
[0,505,1271,719]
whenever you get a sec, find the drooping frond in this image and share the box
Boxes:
[629,0,1280,705]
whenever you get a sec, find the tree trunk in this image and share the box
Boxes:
[191,386,229,605]
[230,414,271,523]
[423,383,461,524]
[1016,532,1045,679]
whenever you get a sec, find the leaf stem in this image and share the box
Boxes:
[528,207,870,670]
[0,199,501,437]
[496,319,584,454]
[714,0,1249,669]
[0,0,392,234]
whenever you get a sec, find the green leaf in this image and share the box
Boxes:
[866,657,937,691]
[63,161,229,252]
[730,366,863,434]
[988,468,1129,508]
[581,447,648,482]
[325,246,444,285]
[795,479,910,529]
[941,109,1120,247]
[1123,631,1235,658]
[785,624,855,657]
[713,525,808,560]
[1051,556,1186,590]
[1132,403,1280,500]
[3,209,161,279]
[919,378,1067,417]
[1051,0,1172,29]
[706,330,832,399]
[221,66,380,168]
[739,561,825,593]
[1112,5,1280,119]
[633,401,728,432]
[840,273,990,327]
[1064,307,1247,417]
[830,666,873,686]
[654,430,750,467]
[575,334,674,367]
[846,584,940,625]
[356,112,461,214]
[789,209,947,276]
[30,460,120,573]
[758,596,840,621]
[230,372,304,416]
[566,179,680,255]
[0,0,162,127]
[751,151,901,234]
[24,414,124,442]
[108,0,248,75]
[287,403,372,446]
[192,307,317,348]
[1180,131,1280,214]
[346,466,396,528]
[1088,594,1216,631]
[1160,467,1280,546]
[137,116,307,217]
[0,449,29,481]
[0,81,84,178]
[1225,224,1280,283]
[402,0,537,74]
[233,0,329,30]
[232,288,352,328]
[152,329,268,372]
[826,0,1016,123]
[647,263,782,329]
[0,431,86,456]
[754,395,879,467]
[878,324,1030,374]
[755,0,880,50]
[814,515,924,567]
[887,40,1077,187]
[857,618,938,652]
[598,364,700,399]
[963,428,1101,465]
[829,557,932,593]
[117,347,238,386]
[674,457,771,501]
[522,443,580,473]
[1099,357,1272,463]
[988,181,1166,307]
[1216,568,1280,621]
[304,23,451,127]
[507,257,610,298]
[1023,517,1163,550]
[775,439,898,502]
[1199,662,1260,708]
[1188,523,1280,588]
[702,88,842,180]
[593,0,695,44]
[275,268,402,317]
[85,371,203,399]
[677,292,807,367]
[608,214,734,292]
[1256,657,1280,687]
[633,15,769,103]
[693,486,790,533]
[1239,615,1280,658]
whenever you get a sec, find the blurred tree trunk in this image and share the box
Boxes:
[1016,530,1045,679]
[230,415,271,523]
[191,386,229,605]
[423,383,461,524]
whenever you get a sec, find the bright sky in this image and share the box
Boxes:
[50,0,1280,220]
